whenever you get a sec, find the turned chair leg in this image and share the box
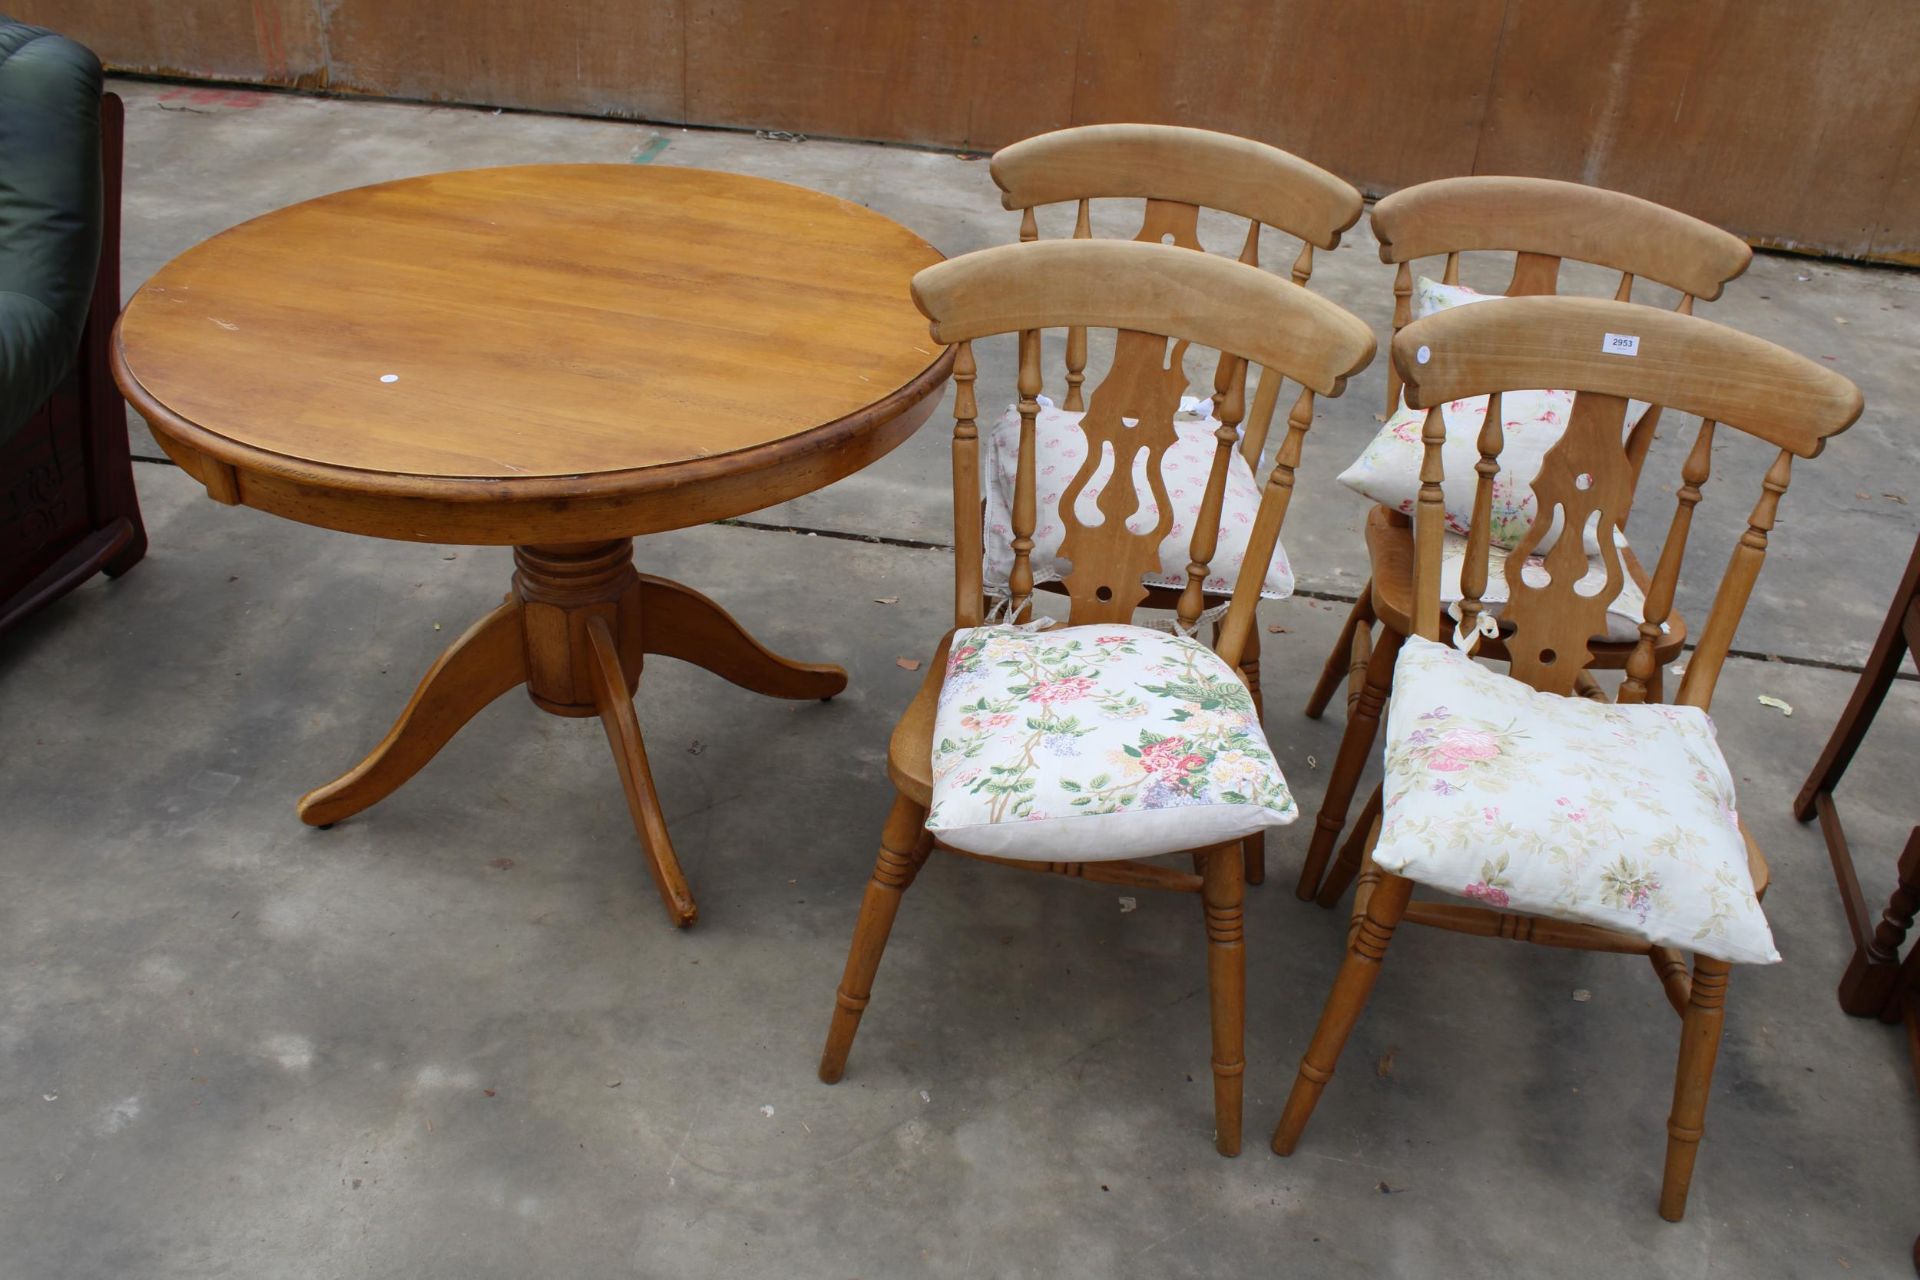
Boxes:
[1243,625,1266,887]
[1315,782,1382,908]
[819,793,934,1084]
[1305,591,1374,720]
[1660,956,1732,1221]
[1273,869,1413,1155]
[1202,843,1248,1155]
[1295,627,1402,900]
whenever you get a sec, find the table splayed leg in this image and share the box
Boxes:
[585,615,698,927]
[636,573,847,701]
[296,598,528,827]
[297,539,845,929]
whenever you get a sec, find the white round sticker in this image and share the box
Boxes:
[1415,344,1431,365]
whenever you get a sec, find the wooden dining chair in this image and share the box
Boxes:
[1270,294,1862,1220]
[990,123,1364,887]
[1294,177,1752,904]
[817,238,1374,1155]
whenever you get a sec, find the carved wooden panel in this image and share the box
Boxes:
[1054,329,1194,625]
[1498,391,1634,693]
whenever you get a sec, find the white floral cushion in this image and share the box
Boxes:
[1375,636,1778,964]
[926,624,1297,860]
[1337,277,1647,556]
[983,398,1294,605]
[1437,530,1648,643]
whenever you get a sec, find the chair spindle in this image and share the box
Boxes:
[1619,418,1715,703]
[1291,242,1313,288]
[1009,328,1043,619]
[1455,391,1504,651]
[1217,385,1315,672]
[1411,405,1449,642]
[951,341,984,628]
[1179,353,1250,633]
[1679,449,1792,710]
[1386,262,1413,417]
[1064,198,1092,410]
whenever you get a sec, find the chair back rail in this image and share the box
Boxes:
[992,124,1361,469]
[1370,175,1752,472]
[1393,295,1862,702]
[914,239,1374,649]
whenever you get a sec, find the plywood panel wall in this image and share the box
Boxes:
[1071,0,1510,192]
[1475,0,1920,260]
[13,0,1920,261]
[324,0,683,121]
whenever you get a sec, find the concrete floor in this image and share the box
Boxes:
[3,80,1918,1278]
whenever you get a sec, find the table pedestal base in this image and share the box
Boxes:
[296,538,847,926]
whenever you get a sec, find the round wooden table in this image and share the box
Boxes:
[114,164,952,927]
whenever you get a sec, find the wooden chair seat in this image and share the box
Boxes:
[1363,503,1688,665]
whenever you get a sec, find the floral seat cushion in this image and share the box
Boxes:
[1375,636,1777,964]
[1436,530,1648,643]
[1336,277,1649,557]
[926,624,1297,860]
[983,398,1295,606]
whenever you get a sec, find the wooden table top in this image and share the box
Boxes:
[114,164,953,544]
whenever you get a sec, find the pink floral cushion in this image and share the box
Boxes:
[1337,277,1648,556]
[982,399,1295,605]
[1374,636,1777,963]
[926,624,1296,860]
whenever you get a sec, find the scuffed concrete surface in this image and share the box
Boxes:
[1,80,1916,1278]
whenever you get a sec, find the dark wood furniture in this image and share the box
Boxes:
[0,91,146,637]
[1795,529,1920,1026]
[113,164,951,928]
[1792,528,1920,1275]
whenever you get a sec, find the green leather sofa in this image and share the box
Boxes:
[0,16,144,637]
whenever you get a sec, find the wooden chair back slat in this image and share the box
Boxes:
[1054,329,1191,623]
[1370,176,1749,428]
[918,241,1373,386]
[913,239,1374,634]
[1396,296,1861,458]
[1498,391,1635,692]
[1392,297,1861,710]
[1505,251,1562,296]
[992,123,1362,250]
[1371,176,1753,300]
